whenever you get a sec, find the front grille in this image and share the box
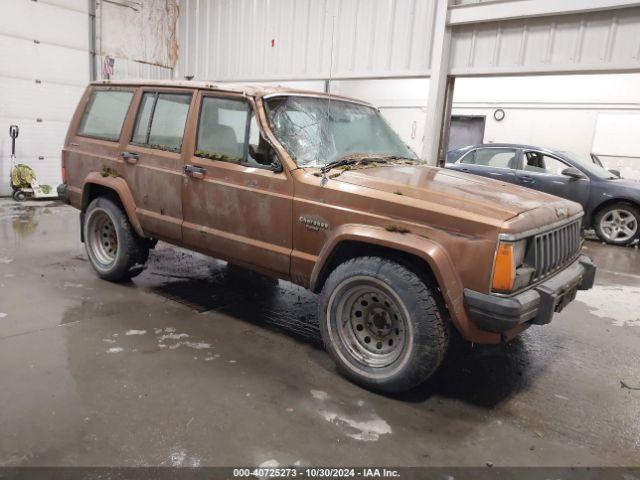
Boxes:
[531,219,582,282]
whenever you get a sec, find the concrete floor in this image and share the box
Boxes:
[0,199,639,467]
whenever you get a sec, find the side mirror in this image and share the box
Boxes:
[248,144,269,165]
[608,169,621,177]
[561,167,586,180]
[271,156,284,173]
[248,144,283,172]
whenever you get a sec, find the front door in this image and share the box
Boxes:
[180,91,293,278]
[120,88,195,242]
[517,151,590,206]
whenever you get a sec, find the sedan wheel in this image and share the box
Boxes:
[598,207,638,244]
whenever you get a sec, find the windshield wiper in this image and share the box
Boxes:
[319,156,380,174]
[319,154,414,174]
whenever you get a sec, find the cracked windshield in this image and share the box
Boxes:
[265,95,417,168]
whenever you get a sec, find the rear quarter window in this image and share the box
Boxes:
[77,89,134,141]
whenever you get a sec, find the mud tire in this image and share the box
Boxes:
[84,197,149,282]
[318,256,449,393]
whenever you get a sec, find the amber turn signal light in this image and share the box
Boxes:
[492,242,516,292]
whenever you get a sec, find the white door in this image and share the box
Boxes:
[0,0,89,196]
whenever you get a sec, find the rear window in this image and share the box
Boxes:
[132,92,192,152]
[77,89,134,141]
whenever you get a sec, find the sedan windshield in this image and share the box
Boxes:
[561,151,618,179]
[265,95,417,167]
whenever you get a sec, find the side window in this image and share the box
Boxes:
[132,93,155,144]
[462,148,517,168]
[460,150,477,164]
[132,92,192,152]
[524,152,568,175]
[248,113,260,152]
[196,97,268,168]
[77,89,134,141]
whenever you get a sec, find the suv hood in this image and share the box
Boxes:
[332,164,580,222]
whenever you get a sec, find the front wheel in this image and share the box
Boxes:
[84,197,149,282]
[594,203,640,246]
[318,257,449,393]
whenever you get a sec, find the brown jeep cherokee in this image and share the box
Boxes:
[58,81,596,393]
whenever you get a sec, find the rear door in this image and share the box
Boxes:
[447,147,520,184]
[517,150,590,205]
[119,87,195,242]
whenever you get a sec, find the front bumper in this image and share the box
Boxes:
[464,255,596,333]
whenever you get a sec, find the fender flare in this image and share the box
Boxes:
[310,224,500,344]
[81,172,144,237]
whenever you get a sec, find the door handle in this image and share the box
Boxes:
[184,164,207,179]
[120,151,139,164]
[461,168,471,173]
[520,175,535,183]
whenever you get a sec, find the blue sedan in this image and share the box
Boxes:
[445,143,640,246]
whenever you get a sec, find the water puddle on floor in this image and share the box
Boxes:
[576,284,640,327]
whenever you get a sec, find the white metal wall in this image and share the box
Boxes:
[0,0,89,196]
[450,6,640,76]
[332,74,640,178]
[99,56,173,81]
[0,0,179,196]
[176,0,438,81]
[177,0,640,81]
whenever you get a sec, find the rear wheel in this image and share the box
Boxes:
[318,257,449,393]
[84,197,149,282]
[594,203,640,246]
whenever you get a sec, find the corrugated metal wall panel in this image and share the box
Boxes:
[40,0,89,13]
[450,6,640,75]
[452,0,526,5]
[98,57,173,81]
[177,0,436,81]
[177,0,640,81]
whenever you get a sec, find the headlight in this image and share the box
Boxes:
[492,239,527,292]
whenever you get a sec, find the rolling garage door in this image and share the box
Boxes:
[0,0,89,196]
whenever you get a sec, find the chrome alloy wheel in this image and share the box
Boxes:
[599,208,638,243]
[334,279,408,368]
[87,209,118,267]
